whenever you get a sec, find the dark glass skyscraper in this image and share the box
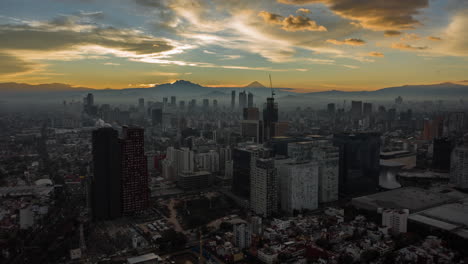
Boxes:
[333,132,381,197]
[248,92,254,108]
[91,127,121,220]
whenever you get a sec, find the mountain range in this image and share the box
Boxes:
[0,80,467,104]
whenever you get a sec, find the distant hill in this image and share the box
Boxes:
[0,82,93,92]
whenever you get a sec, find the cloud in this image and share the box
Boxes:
[427,36,442,41]
[0,53,37,76]
[439,10,468,56]
[277,0,429,31]
[326,38,366,46]
[103,62,120,66]
[307,58,335,64]
[368,51,384,57]
[203,50,216,54]
[401,33,421,41]
[384,30,402,37]
[343,64,359,69]
[296,8,311,14]
[391,43,428,51]
[258,11,327,32]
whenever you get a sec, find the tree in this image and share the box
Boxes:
[361,249,380,263]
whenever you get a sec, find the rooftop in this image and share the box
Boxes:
[351,187,458,213]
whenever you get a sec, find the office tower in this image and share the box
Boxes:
[333,133,381,197]
[189,99,197,109]
[179,100,185,109]
[213,99,218,108]
[327,103,335,114]
[248,92,254,108]
[138,98,144,110]
[151,108,162,126]
[288,140,339,203]
[83,93,96,115]
[450,142,468,189]
[231,90,236,109]
[363,102,372,116]
[170,96,176,106]
[277,161,319,214]
[432,138,453,172]
[243,107,260,120]
[251,158,277,217]
[381,209,409,235]
[232,144,270,200]
[233,223,251,249]
[447,112,465,135]
[85,93,94,106]
[350,101,362,117]
[395,96,403,105]
[241,120,263,143]
[91,127,121,220]
[121,126,149,215]
[239,91,247,109]
[203,98,209,108]
[163,97,168,106]
[263,97,278,141]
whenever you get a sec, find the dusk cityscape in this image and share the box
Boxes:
[1,0,468,263]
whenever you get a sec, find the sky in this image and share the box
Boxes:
[0,0,467,91]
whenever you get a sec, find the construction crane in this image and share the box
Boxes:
[269,74,275,98]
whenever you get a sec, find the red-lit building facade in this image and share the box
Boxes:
[121,126,149,215]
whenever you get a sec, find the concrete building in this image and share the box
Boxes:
[251,158,278,217]
[233,223,251,249]
[450,145,468,189]
[277,161,319,214]
[288,140,339,203]
[381,208,409,235]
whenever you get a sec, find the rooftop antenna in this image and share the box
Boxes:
[269,74,275,98]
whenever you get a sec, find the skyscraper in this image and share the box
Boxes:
[120,126,149,215]
[263,97,278,141]
[363,102,372,116]
[327,103,335,114]
[351,101,362,117]
[232,144,270,200]
[170,96,176,106]
[231,90,236,109]
[239,91,247,109]
[248,92,254,108]
[151,108,162,126]
[333,133,381,197]
[91,127,121,220]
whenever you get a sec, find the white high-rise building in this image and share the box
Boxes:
[381,208,409,234]
[250,158,277,217]
[450,145,468,189]
[277,161,319,214]
[288,140,339,203]
[233,223,251,249]
[20,206,34,229]
[195,150,219,173]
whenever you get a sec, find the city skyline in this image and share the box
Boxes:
[0,0,467,91]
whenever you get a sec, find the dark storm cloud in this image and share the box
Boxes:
[258,11,327,32]
[277,0,429,31]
